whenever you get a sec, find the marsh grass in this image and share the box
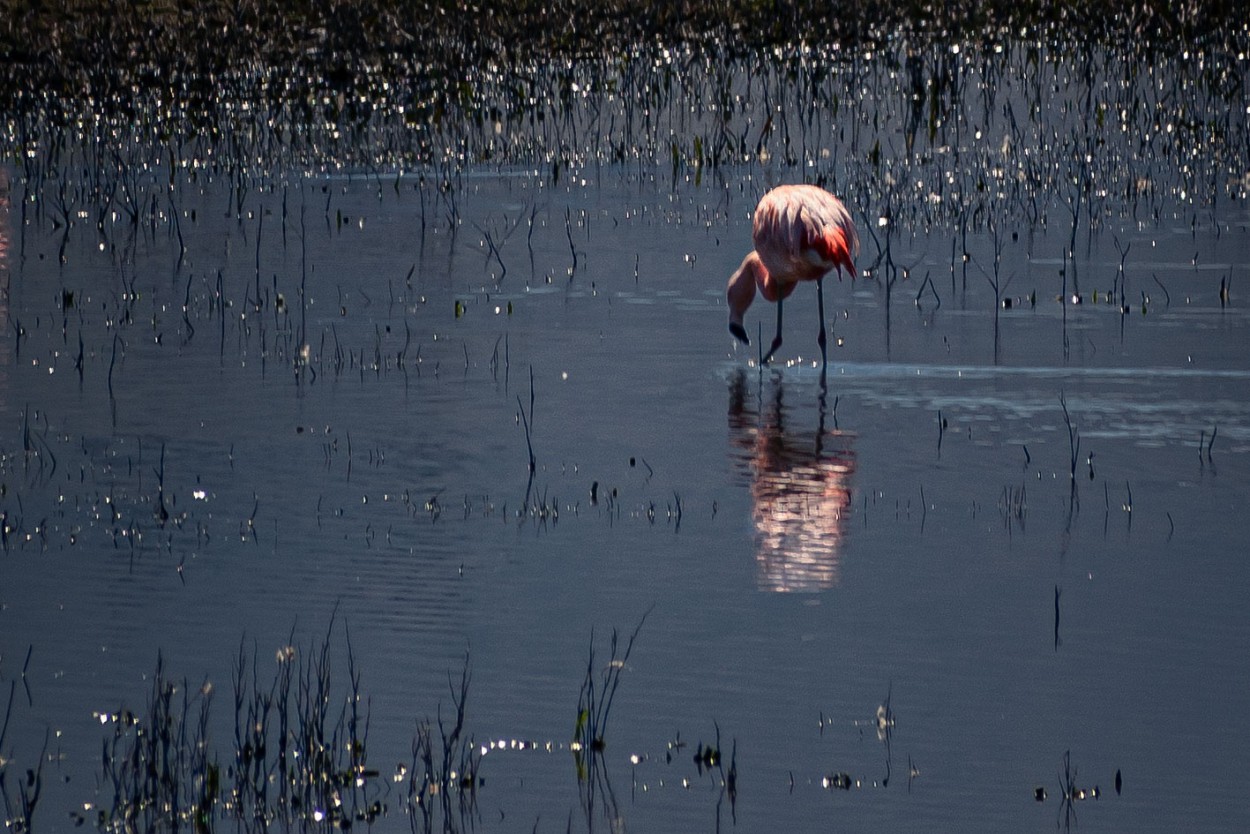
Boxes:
[96,619,383,833]
[88,620,507,833]
[2,1,1244,240]
[1,1,1239,98]
[572,610,650,780]
[86,621,678,832]
[0,679,45,834]
[97,654,215,834]
[0,0,1243,427]
[406,658,482,833]
[229,620,379,830]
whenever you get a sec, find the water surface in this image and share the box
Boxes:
[1,39,1249,834]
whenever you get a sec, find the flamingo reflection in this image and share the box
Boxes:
[728,372,856,592]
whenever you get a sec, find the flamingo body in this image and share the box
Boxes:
[727,185,858,366]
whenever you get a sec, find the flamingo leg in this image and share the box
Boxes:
[817,276,828,371]
[762,297,784,363]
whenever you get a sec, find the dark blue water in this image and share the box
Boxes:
[2,33,1249,831]
[1,163,1247,832]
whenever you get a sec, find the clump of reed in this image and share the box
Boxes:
[96,618,382,832]
[90,620,498,833]
[571,609,650,779]
[97,654,217,833]
[405,658,483,832]
[0,678,45,834]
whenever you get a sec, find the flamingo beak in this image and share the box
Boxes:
[729,322,750,345]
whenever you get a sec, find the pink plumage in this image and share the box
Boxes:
[727,185,858,367]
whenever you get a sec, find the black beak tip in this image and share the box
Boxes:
[729,323,749,345]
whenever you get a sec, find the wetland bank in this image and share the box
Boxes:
[1,2,1248,831]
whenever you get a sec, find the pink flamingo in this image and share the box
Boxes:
[727,185,859,368]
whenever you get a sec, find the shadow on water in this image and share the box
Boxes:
[727,370,856,592]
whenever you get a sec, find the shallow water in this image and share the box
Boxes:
[2,28,1250,827]
[1,154,1247,832]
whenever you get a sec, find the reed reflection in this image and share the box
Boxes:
[0,166,10,380]
[728,372,855,592]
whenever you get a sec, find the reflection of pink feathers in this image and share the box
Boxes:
[727,185,858,360]
[727,376,856,592]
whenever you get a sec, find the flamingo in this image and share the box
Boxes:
[727,184,859,368]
